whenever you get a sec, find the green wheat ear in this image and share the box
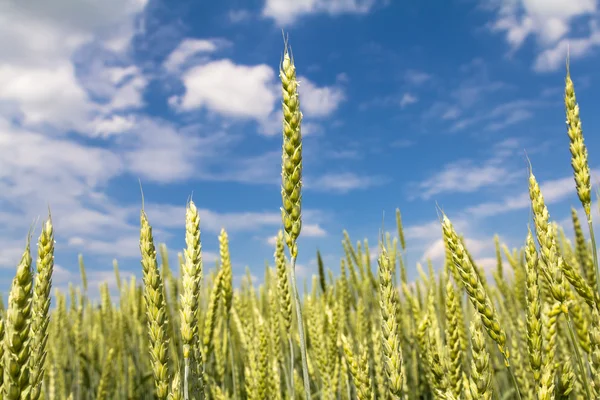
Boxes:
[564,55,600,300]
[280,37,303,259]
[442,214,509,362]
[30,216,55,400]
[140,208,171,400]
[274,231,292,334]
[378,245,406,399]
[564,56,591,219]
[279,34,310,400]
[180,199,204,400]
[4,234,33,400]
[219,228,233,315]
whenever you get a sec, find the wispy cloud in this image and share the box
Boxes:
[167,53,345,136]
[163,38,230,72]
[404,69,432,85]
[144,205,282,232]
[420,59,533,133]
[482,0,600,71]
[298,75,346,117]
[465,175,578,218]
[459,167,600,220]
[412,139,523,200]
[416,162,518,200]
[265,223,326,246]
[391,139,415,148]
[171,59,277,119]
[308,172,388,193]
[262,0,382,26]
[400,93,418,108]
[450,99,543,132]
[421,59,547,135]
[228,10,252,23]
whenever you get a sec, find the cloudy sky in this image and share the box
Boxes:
[1,0,600,299]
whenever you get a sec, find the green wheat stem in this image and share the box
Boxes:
[587,219,600,296]
[506,364,522,400]
[228,322,238,400]
[288,337,295,400]
[565,314,592,399]
[290,255,311,400]
[183,359,189,400]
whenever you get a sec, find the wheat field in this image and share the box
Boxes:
[0,38,599,400]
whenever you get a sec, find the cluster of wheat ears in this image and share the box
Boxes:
[0,38,599,400]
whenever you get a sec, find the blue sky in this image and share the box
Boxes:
[1,0,600,299]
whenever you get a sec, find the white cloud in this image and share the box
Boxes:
[228,10,252,23]
[451,78,506,109]
[104,73,147,111]
[51,264,137,302]
[422,101,461,121]
[391,139,414,148]
[400,93,418,108]
[466,175,577,218]
[442,107,461,120]
[0,0,146,66]
[405,217,469,244]
[485,109,532,131]
[298,76,345,117]
[292,262,310,279]
[163,38,227,72]
[262,0,379,26]
[302,223,327,237]
[0,0,212,271]
[265,224,327,247]
[534,28,600,71]
[0,238,41,270]
[145,205,282,232]
[0,63,92,130]
[170,58,344,135]
[475,257,500,276]
[144,205,328,239]
[420,234,496,275]
[0,120,123,195]
[106,65,140,85]
[403,213,503,279]
[408,168,599,277]
[413,139,524,200]
[421,238,446,263]
[173,59,277,120]
[484,0,600,71]
[422,61,528,132]
[0,0,348,285]
[492,0,597,47]
[66,235,141,259]
[120,117,238,184]
[416,161,519,200]
[91,115,136,137]
[266,235,279,246]
[301,122,324,136]
[308,172,387,193]
[0,118,145,268]
[203,150,281,184]
[463,166,600,219]
[0,0,147,129]
[405,220,445,241]
[74,61,148,122]
[448,99,540,133]
[0,0,366,284]
[405,70,432,85]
